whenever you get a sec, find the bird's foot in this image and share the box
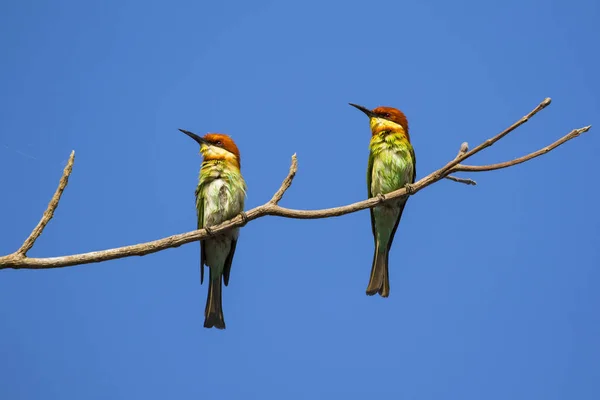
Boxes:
[377,193,386,204]
[204,226,215,236]
[404,183,415,195]
[239,211,249,227]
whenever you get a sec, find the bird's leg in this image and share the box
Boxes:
[404,183,415,195]
[204,226,215,236]
[377,193,386,204]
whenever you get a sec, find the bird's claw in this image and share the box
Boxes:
[204,226,215,236]
[404,183,415,195]
[377,193,386,203]
[239,211,249,226]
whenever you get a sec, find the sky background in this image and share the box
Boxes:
[1,0,599,398]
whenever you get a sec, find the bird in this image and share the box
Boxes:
[179,128,247,329]
[349,103,416,298]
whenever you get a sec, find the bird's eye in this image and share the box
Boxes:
[383,113,390,118]
[215,140,222,146]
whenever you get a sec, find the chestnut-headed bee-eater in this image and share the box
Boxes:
[179,129,247,329]
[349,104,416,298]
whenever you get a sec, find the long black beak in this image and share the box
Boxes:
[349,103,376,118]
[178,128,209,146]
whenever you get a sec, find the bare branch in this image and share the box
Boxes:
[445,175,477,185]
[0,98,591,270]
[453,126,591,172]
[269,153,298,204]
[17,150,75,256]
[440,98,552,175]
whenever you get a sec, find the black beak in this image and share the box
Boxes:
[178,128,209,146]
[349,103,376,118]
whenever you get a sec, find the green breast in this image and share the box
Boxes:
[369,135,414,196]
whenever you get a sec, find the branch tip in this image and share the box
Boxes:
[269,153,299,205]
[455,142,469,159]
[445,175,477,185]
[16,150,76,256]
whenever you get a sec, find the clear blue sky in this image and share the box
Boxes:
[1,0,598,398]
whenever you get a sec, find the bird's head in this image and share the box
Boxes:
[178,129,241,169]
[349,103,410,140]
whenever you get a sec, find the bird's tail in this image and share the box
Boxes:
[366,243,390,297]
[204,267,226,329]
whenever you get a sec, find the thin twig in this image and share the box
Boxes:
[16,150,75,256]
[440,98,552,175]
[445,175,477,185]
[0,98,591,270]
[454,126,591,172]
[269,153,298,204]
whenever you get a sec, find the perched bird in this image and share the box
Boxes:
[349,103,416,297]
[179,129,247,329]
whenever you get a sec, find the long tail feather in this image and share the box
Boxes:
[204,267,226,329]
[366,243,390,297]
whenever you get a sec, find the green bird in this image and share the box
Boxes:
[179,129,247,329]
[349,104,416,298]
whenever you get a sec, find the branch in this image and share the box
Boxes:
[453,126,591,172]
[440,97,552,175]
[17,150,75,255]
[445,175,477,185]
[269,153,298,204]
[0,98,591,270]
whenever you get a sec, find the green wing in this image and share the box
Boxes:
[222,239,237,286]
[409,142,416,184]
[385,142,417,252]
[195,183,206,285]
[367,151,377,242]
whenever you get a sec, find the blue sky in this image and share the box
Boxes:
[1,0,598,398]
